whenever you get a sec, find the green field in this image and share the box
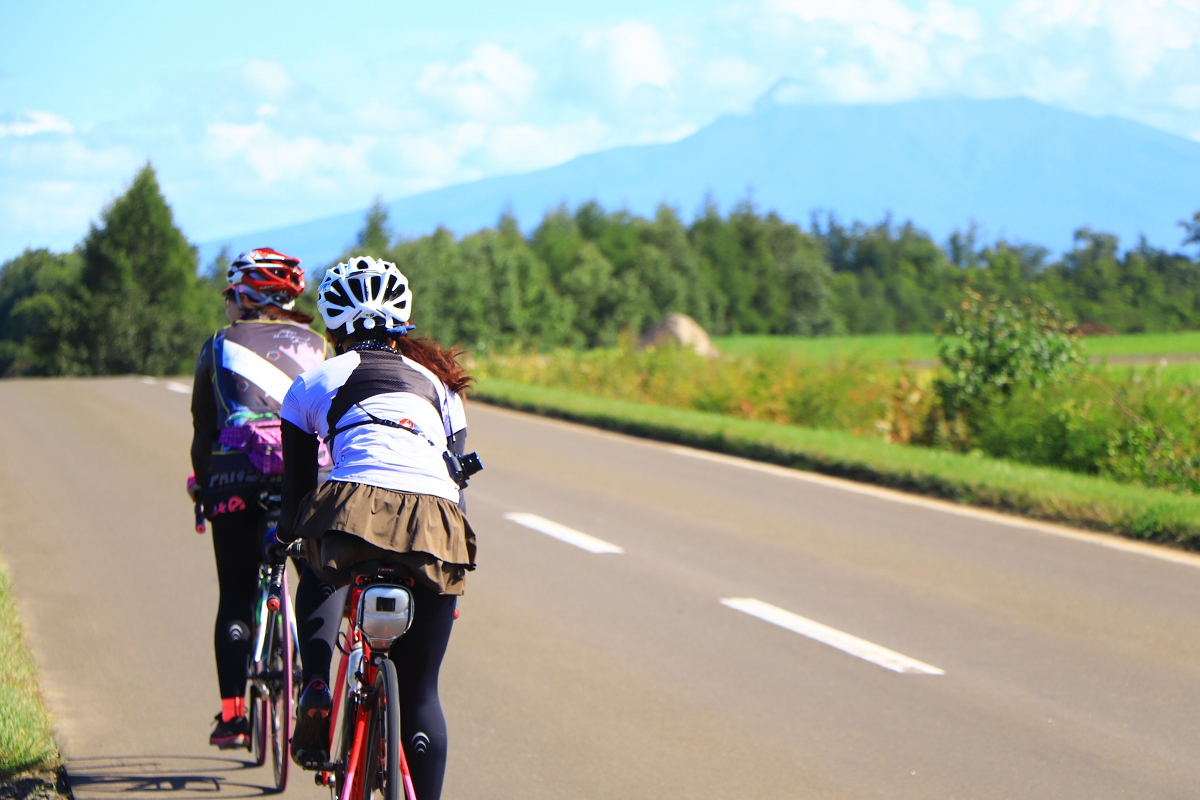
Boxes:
[715,331,1200,364]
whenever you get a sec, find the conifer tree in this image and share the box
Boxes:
[73,164,211,375]
[355,198,393,256]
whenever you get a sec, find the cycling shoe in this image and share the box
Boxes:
[291,678,332,768]
[210,714,250,749]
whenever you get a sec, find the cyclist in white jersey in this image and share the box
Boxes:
[277,256,477,800]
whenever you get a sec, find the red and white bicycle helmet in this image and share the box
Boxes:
[224,248,305,309]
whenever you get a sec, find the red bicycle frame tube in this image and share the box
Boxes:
[332,577,419,800]
[340,657,376,800]
[328,581,366,745]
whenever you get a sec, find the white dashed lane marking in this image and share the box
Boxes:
[720,597,945,675]
[504,513,624,554]
[164,381,190,394]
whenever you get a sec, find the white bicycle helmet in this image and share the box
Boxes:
[317,256,412,335]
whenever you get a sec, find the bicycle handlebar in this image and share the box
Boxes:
[194,502,206,534]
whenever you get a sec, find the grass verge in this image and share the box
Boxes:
[0,561,59,780]
[474,378,1200,547]
[714,331,1200,363]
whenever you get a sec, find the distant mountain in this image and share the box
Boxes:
[198,96,1200,269]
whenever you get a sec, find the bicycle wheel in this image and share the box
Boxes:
[250,684,268,764]
[249,609,269,766]
[268,598,293,791]
[360,659,402,800]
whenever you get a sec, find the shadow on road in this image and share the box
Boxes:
[67,756,276,798]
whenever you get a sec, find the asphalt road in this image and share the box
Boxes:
[3,376,1200,798]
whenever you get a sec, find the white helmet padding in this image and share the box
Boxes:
[317,256,412,335]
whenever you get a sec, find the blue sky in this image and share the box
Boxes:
[3,0,1200,262]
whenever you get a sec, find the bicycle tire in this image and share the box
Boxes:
[269,593,293,792]
[248,575,270,766]
[250,623,268,768]
[249,683,267,764]
[360,659,402,800]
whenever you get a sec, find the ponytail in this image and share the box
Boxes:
[328,327,474,395]
[394,336,474,395]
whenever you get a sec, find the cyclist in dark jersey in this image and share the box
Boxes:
[189,248,333,748]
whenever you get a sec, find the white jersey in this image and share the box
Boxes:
[281,349,467,503]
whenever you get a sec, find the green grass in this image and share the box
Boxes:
[0,562,58,777]
[1082,331,1200,358]
[714,331,1200,364]
[714,334,938,362]
[1109,362,1200,386]
[474,378,1200,546]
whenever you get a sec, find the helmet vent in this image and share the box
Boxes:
[316,256,412,333]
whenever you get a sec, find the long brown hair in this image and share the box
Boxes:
[332,330,474,395]
[395,336,474,395]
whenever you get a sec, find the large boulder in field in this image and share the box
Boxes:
[638,313,718,357]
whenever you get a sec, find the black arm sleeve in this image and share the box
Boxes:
[279,419,320,542]
[189,339,218,494]
[449,427,467,514]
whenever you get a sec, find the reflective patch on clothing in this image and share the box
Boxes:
[222,339,294,404]
[208,494,247,518]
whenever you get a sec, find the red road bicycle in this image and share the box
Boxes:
[312,565,418,800]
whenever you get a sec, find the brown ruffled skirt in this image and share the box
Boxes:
[294,480,476,595]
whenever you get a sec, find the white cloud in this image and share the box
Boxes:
[0,135,139,253]
[757,0,987,103]
[1003,0,1200,80]
[750,0,1200,119]
[8,0,1200,260]
[479,118,611,174]
[700,56,763,100]
[243,59,293,98]
[0,110,74,138]
[1173,83,1200,109]
[923,0,983,41]
[584,21,676,100]
[204,120,376,186]
[206,121,268,159]
[766,0,918,31]
[701,57,762,94]
[415,44,538,120]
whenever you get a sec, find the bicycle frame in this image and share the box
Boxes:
[321,575,417,800]
[252,563,298,667]
[247,557,299,790]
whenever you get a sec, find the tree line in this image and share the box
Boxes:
[3,163,1200,376]
[345,199,1200,350]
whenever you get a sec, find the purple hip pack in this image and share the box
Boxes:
[219,420,331,475]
